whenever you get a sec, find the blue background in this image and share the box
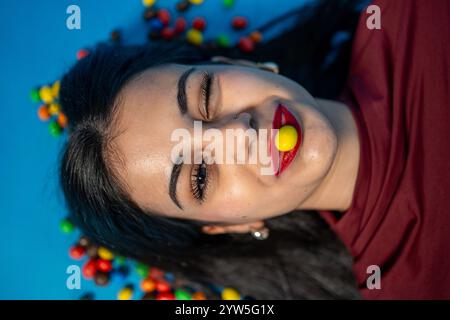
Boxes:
[0,0,310,299]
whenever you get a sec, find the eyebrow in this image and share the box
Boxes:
[177,67,196,115]
[169,67,197,210]
[169,160,183,210]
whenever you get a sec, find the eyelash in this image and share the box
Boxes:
[200,71,212,120]
[191,159,209,202]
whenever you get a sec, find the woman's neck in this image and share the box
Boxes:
[299,98,360,212]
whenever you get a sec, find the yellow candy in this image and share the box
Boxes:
[98,247,114,260]
[275,125,298,152]
[48,103,61,115]
[189,0,204,4]
[142,0,156,7]
[186,29,203,45]
[221,287,240,300]
[51,81,60,99]
[39,86,53,104]
[117,287,133,300]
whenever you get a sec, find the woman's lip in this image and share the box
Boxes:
[270,103,302,176]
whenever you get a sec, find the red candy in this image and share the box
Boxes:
[192,17,206,31]
[149,267,164,279]
[174,17,187,33]
[232,16,248,30]
[161,27,176,40]
[156,292,175,300]
[154,279,171,292]
[69,245,85,260]
[238,37,254,53]
[82,259,97,279]
[76,49,89,60]
[157,9,171,26]
[96,258,113,272]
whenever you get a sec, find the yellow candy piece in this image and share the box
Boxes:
[98,247,114,260]
[39,86,53,104]
[275,125,298,152]
[117,287,133,300]
[189,0,204,4]
[186,29,203,45]
[221,287,240,300]
[48,103,61,115]
[51,81,60,99]
[142,0,156,7]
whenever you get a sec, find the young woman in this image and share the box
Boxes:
[59,0,450,299]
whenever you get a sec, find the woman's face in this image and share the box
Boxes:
[111,63,337,226]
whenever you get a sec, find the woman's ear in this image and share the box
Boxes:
[201,220,265,235]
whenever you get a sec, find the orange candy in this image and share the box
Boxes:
[140,278,156,292]
[192,291,207,300]
[38,105,50,121]
[250,31,263,43]
[57,113,68,128]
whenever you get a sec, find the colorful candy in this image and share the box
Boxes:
[186,29,203,45]
[154,279,171,292]
[117,285,134,300]
[250,31,263,43]
[76,49,89,60]
[69,245,85,260]
[142,0,156,7]
[275,125,298,152]
[97,247,114,260]
[135,263,149,278]
[82,259,97,279]
[238,36,254,53]
[140,278,156,292]
[39,86,53,104]
[37,105,51,121]
[49,121,62,137]
[157,9,171,26]
[60,218,74,233]
[221,287,241,300]
[94,271,110,286]
[216,34,231,48]
[223,0,234,9]
[57,113,68,128]
[51,81,60,98]
[161,27,176,40]
[192,17,206,31]
[30,88,41,103]
[96,258,113,273]
[174,17,187,34]
[156,291,175,300]
[175,288,192,300]
[176,0,191,12]
[189,0,204,5]
[192,291,207,300]
[232,16,248,30]
[48,103,61,115]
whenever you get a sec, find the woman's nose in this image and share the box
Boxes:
[203,111,258,164]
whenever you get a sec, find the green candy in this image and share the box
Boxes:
[49,120,62,137]
[30,88,41,103]
[115,256,126,265]
[135,263,149,278]
[175,289,192,300]
[60,218,75,233]
[223,0,234,9]
[216,34,230,48]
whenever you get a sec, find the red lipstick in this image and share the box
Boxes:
[270,104,302,176]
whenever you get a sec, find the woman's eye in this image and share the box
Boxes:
[191,159,209,202]
[199,71,213,120]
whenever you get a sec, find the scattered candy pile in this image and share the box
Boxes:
[61,217,252,300]
[30,0,266,136]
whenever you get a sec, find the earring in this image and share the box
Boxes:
[255,61,279,74]
[250,226,270,240]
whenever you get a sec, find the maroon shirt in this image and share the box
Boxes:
[319,0,450,299]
